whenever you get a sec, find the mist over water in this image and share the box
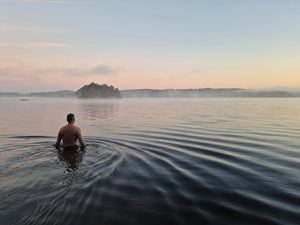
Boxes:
[0,97,300,225]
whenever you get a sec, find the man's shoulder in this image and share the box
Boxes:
[59,125,68,132]
[59,124,81,133]
[73,125,81,132]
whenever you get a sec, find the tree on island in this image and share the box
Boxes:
[75,82,120,98]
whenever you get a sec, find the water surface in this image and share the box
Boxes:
[0,97,300,225]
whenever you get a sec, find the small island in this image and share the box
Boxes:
[75,82,121,98]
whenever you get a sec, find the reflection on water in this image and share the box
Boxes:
[57,147,85,172]
[78,101,119,121]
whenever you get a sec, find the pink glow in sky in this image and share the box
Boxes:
[0,1,300,91]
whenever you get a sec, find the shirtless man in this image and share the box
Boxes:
[56,113,86,149]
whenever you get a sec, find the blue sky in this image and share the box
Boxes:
[0,0,299,91]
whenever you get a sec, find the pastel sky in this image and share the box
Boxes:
[0,0,299,91]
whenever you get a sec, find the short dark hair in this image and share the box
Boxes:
[67,113,75,123]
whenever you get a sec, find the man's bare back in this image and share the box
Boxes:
[56,113,86,149]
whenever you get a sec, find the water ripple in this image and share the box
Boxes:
[1,99,300,225]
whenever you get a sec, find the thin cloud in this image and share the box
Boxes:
[58,65,120,77]
[89,65,115,75]
[0,0,87,3]
[24,0,87,3]
[0,42,72,48]
[0,62,120,79]
[0,67,42,87]
[0,23,69,33]
[0,61,120,91]
[27,42,72,48]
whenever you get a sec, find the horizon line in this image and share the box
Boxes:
[2,86,300,94]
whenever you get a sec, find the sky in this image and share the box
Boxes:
[0,0,299,91]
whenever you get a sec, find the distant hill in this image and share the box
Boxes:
[75,82,121,98]
[0,90,76,97]
[0,92,23,97]
[29,90,76,97]
[120,89,294,98]
[257,86,300,92]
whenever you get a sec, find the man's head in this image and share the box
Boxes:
[67,113,75,124]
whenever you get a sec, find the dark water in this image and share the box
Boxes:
[0,97,300,225]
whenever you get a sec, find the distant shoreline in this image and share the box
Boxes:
[1,88,300,98]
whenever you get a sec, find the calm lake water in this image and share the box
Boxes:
[0,97,300,225]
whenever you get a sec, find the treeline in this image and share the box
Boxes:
[120,89,296,98]
[75,82,120,98]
